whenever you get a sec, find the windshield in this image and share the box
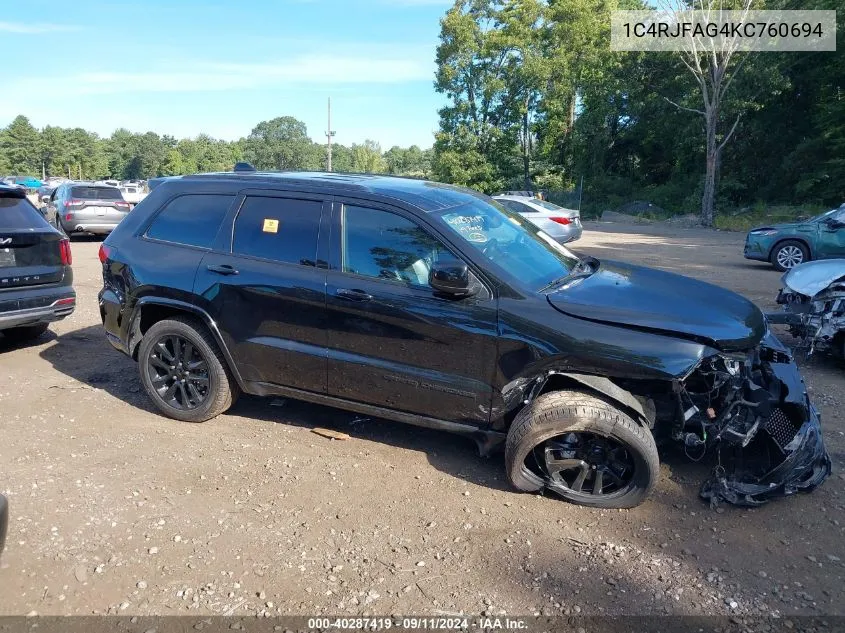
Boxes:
[435,198,580,289]
[810,208,840,222]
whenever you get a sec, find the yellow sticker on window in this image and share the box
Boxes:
[262,218,279,233]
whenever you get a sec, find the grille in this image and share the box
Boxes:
[765,408,799,450]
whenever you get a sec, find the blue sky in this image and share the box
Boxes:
[1,0,452,148]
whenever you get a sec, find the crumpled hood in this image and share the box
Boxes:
[781,259,845,297]
[546,260,766,352]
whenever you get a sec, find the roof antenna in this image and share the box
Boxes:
[234,162,256,173]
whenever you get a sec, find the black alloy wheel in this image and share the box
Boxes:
[531,431,636,498]
[146,334,210,410]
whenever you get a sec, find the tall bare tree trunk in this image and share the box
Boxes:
[523,104,531,190]
[702,111,718,227]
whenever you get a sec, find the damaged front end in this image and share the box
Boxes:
[674,332,830,506]
[767,259,845,358]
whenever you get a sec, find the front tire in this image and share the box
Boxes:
[505,390,659,509]
[771,240,809,271]
[138,317,238,422]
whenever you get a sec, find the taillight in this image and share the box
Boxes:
[64,213,73,221]
[98,244,112,264]
[550,217,572,225]
[65,199,82,208]
[59,238,72,266]
[115,200,130,210]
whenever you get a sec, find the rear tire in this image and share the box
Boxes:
[138,317,238,422]
[2,323,49,343]
[505,390,659,509]
[771,240,809,272]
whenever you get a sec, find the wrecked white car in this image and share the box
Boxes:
[768,259,845,359]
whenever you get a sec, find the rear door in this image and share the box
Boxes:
[0,191,69,305]
[194,191,329,393]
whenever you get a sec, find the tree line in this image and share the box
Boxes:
[429,0,845,224]
[3,0,843,225]
[0,114,432,182]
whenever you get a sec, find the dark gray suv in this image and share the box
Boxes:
[44,182,131,235]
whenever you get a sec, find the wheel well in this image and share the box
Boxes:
[131,304,202,359]
[537,374,586,397]
[768,237,812,261]
[536,374,656,427]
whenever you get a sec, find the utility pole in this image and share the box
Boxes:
[325,97,336,172]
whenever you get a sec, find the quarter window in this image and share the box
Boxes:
[342,205,448,287]
[146,194,233,248]
[232,196,322,266]
[500,200,535,214]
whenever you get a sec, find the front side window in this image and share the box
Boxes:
[232,196,321,266]
[342,205,448,287]
[146,194,233,248]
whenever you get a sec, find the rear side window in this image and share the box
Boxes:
[232,196,321,266]
[70,186,123,200]
[0,195,47,229]
[500,200,535,213]
[146,194,233,248]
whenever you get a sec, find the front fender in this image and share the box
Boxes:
[499,370,652,430]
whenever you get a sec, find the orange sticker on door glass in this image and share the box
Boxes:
[262,219,279,233]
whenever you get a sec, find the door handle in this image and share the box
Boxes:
[336,288,373,302]
[206,264,239,276]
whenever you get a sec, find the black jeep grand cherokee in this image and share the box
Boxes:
[99,172,830,508]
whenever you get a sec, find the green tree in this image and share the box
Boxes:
[243,116,319,171]
[350,140,387,173]
[0,115,41,174]
[384,145,433,177]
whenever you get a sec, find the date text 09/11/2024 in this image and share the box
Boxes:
[306,617,529,630]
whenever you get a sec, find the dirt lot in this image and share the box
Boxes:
[0,221,843,618]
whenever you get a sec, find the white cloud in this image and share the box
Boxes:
[7,54,432,96]
[0,21,79,34]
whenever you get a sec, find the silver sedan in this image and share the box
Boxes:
[492,195,583,243]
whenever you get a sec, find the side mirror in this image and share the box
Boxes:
[40,194,50,203]
[429,257,481,297]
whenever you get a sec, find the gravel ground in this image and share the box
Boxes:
[0,222,843,618]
